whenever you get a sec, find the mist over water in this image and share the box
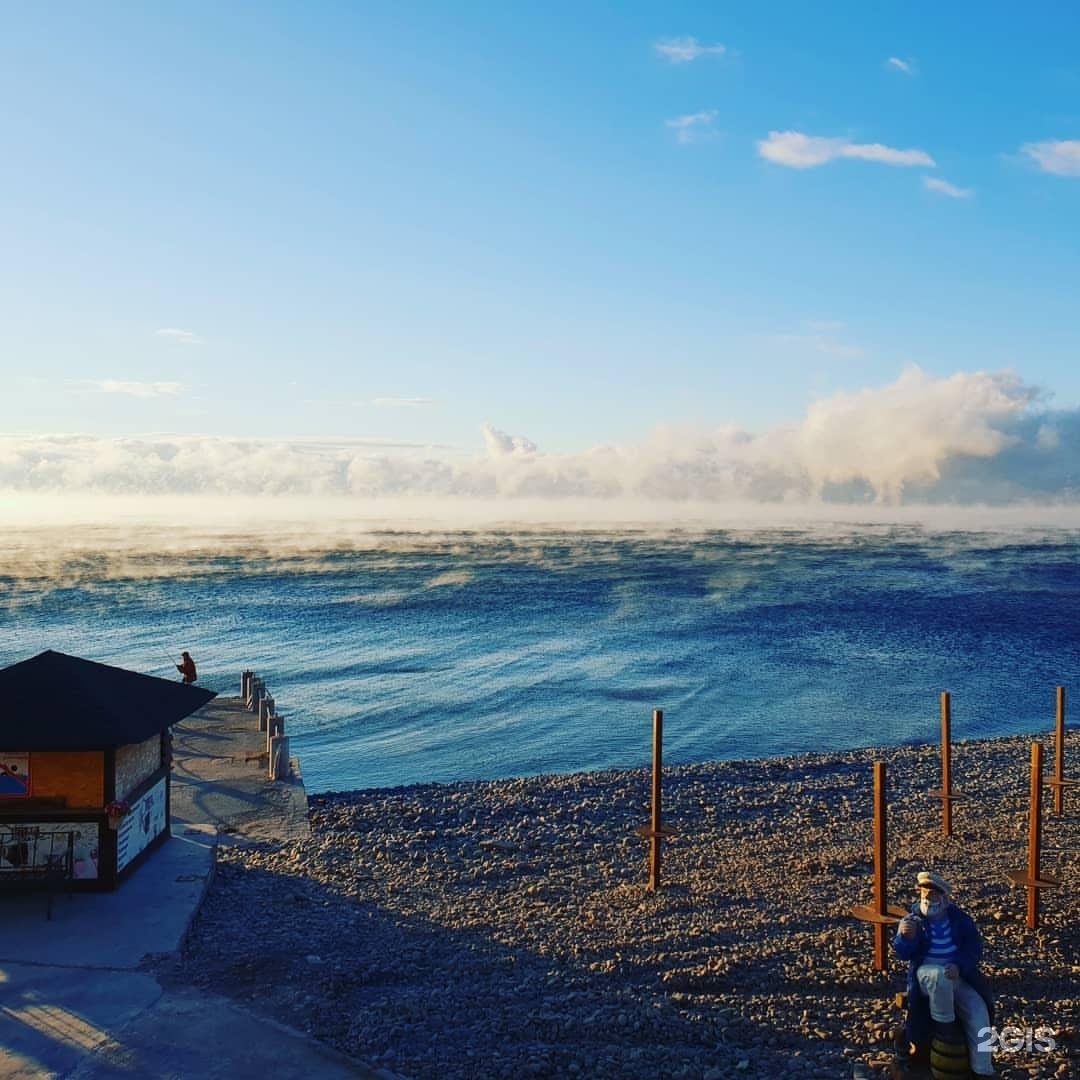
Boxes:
[4,369,1079,788]
[2,518,1076,792]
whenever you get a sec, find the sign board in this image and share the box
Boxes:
[116,776,167,872]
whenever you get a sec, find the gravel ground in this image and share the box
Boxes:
[163,732,1079,1079]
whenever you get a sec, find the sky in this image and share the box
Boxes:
[2,3,1080,512]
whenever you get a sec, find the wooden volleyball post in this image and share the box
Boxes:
[1044,686,1077,817]
[1007,742,1060,929]
[929,691,964,836]
[851,761,907,971]
[635,709,676,891]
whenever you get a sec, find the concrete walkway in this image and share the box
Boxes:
[0,697,382,1079]
[169,696,313,847]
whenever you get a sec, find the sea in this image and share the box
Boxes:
[2,519,1077,793]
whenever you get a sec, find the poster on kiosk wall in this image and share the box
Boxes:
[0,753,31,797]
[116,777,167,872]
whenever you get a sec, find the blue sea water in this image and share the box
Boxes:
[2,524,1077,793]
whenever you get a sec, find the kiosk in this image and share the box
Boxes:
[0,650,215,891]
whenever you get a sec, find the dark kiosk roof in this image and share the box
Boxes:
[0,650,216,751]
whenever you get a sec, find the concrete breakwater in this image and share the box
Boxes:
[169,686,311,846]
[169,732,1078,1080]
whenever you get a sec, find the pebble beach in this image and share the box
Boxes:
[166,732,1078,1080]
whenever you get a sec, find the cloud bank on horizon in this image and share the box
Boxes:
[1,370,1077,508]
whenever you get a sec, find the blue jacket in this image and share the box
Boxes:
[892,902,994,1048]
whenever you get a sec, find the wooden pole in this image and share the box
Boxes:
[1007,742,1059,929]
[931,691,964,833]
[872,762,888,970]
[850,761,905,971]
[1043,686,1078,817]
[941,692,953,836]
[1026,742,1043,929]
[649,709,663,891]
[1055,686,1065,816]
[634,709,676,891]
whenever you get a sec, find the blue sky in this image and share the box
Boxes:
[2,3,1080,498]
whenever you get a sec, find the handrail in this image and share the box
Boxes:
[0,826,76,918]
[0,826,76,875]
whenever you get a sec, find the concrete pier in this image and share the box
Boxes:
[170,695,311,844]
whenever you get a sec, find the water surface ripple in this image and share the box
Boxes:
[2,526,1077,791]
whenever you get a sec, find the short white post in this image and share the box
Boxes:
[269,735,290,780]
[266,714,284,754]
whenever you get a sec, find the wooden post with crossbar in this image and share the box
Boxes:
[851,761,907,970]
[930,691,964,836]
[635,709,676,891]
[1007,742,1060,929]
[1044,686,1077,817]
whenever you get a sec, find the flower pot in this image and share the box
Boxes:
[107,815,122,830]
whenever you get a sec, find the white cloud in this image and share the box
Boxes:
[482,425,538,457]
[1021,139,1080,176]
[665,110,719,144]
[654,37,725,64]
[155,328,204,345]
[886,57,915,75]
[758,130,935,169]
[794,367,1030,502]
[3,370,1073,507]
[88,380,187,398]
[372,397,438,408]
[923,176,973,199]
[771,326,864,359]
[758,132,848,168]
[815,339,864,359]
[842,142,935,167]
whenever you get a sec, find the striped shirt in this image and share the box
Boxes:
[924,915,959,965]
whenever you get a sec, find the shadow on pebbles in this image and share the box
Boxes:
[157,733,1078,1080]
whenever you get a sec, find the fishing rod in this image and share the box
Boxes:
[154,643,177,666]
[154,643,185,675]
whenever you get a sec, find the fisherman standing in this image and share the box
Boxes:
[176,651,198,684]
